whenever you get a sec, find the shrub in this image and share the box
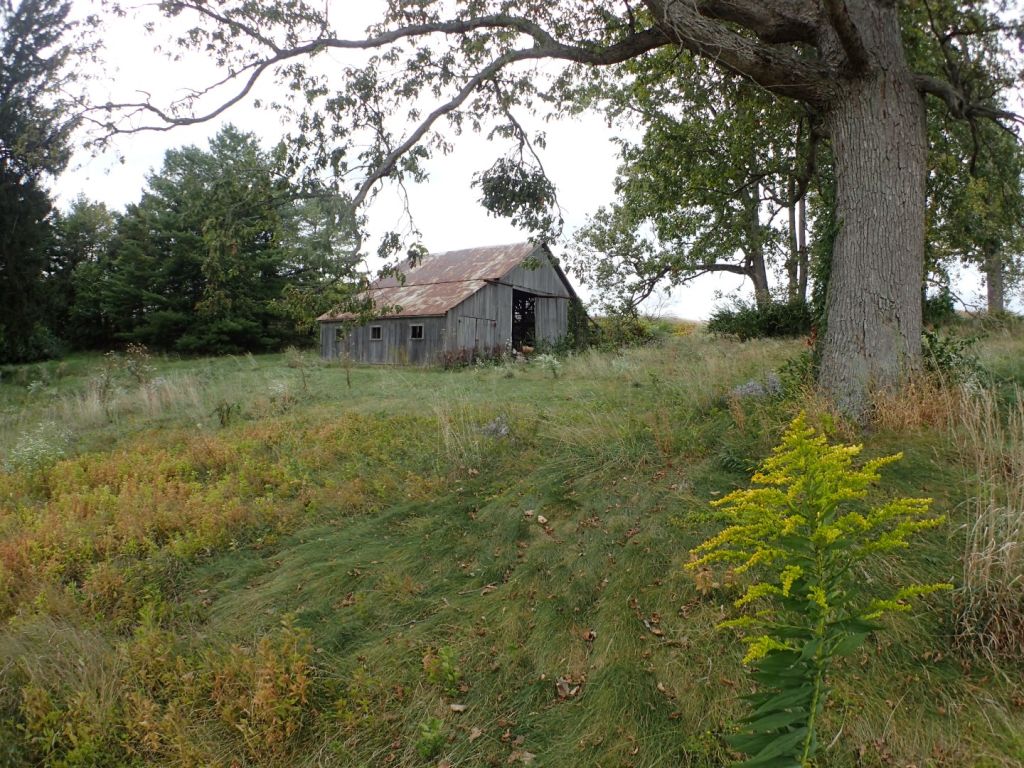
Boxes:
[922,329,983,388]
[707,300,813,341]
[688,415,949,766]
[586,314,663,349]
[533,352,562,379]
[208,616,316,760]
[4,421,73,471]
[923,286,957,326]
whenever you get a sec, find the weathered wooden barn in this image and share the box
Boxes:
[318,242,578,364]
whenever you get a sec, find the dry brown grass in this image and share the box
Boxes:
[869,372,968,432]
[952,387,1024,662]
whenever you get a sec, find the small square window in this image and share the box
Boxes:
[410,324,424,340]
[370,325,382,341]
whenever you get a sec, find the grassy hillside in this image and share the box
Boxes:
[1,329,1022,767]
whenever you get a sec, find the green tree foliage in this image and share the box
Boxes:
[903,0,1024,314]
[87,126,359,354]
[47,196,117,349]
[689,415,950,766]
[0,0,87,362]
[569,52,815,315]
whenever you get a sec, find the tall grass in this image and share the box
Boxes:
[953,388,1024,661]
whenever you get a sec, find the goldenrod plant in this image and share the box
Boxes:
[689,414,950,767]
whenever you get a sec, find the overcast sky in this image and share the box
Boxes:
[53,1,1012,319]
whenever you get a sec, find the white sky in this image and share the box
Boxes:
[52,1,1012,319]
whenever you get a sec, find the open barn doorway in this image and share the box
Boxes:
[512,289,536,351]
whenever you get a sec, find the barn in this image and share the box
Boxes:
[317,242,578,364]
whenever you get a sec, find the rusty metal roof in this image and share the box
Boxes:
[318,242,540,320]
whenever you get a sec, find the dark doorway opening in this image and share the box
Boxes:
[512,289,536,350]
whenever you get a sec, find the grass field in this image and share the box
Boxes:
[1,326,1023,767]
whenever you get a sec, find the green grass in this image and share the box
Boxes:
[1,333,1022,767]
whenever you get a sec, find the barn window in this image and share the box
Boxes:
[370,325,382,341]
[410,324,424,340]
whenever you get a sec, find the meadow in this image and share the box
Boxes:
[0,324,1022,767]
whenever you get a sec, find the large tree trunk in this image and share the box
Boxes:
[984,247,1005,314]
[817,11,927,416]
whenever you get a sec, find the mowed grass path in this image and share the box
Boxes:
[1,333,1023,766]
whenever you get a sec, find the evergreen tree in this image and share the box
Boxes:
[0,0,82,361]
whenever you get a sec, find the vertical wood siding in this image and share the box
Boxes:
[446,283,503,355]
[503,254,572,298]
[322,317,445,364]
[534,296,568,344]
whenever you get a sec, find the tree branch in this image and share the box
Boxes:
[645,0,834,105]
[914,73,1024,130]
[821,0,871,73]
[696,0,820,45]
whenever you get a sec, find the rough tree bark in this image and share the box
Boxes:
[817,6,927,412]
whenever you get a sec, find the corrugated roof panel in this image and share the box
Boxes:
[318,242,540,321]
[374,242,537,287]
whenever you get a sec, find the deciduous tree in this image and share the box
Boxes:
[93,0,1023,413]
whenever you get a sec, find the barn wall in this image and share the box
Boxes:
[321,317,445,364]
[445,283,503,355]
[320,323,338,359]
[501,250,571,298]
[535,297,569,344]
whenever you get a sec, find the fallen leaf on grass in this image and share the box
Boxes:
[642,618,664,637]
[556,676,583,699]
[481,583,498,595]
[449,703,467,713]
[469,727,483,742]
[536,515,548,525]
[507,751,535,764]
[334,592,357,608]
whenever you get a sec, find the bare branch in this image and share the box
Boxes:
[351,28,668,207]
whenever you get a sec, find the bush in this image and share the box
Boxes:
[591,315,665,349]
[707,300,813,341]
[922,329,983,387]
[923,287,957,326]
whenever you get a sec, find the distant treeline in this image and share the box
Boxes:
[3,126,359,363]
